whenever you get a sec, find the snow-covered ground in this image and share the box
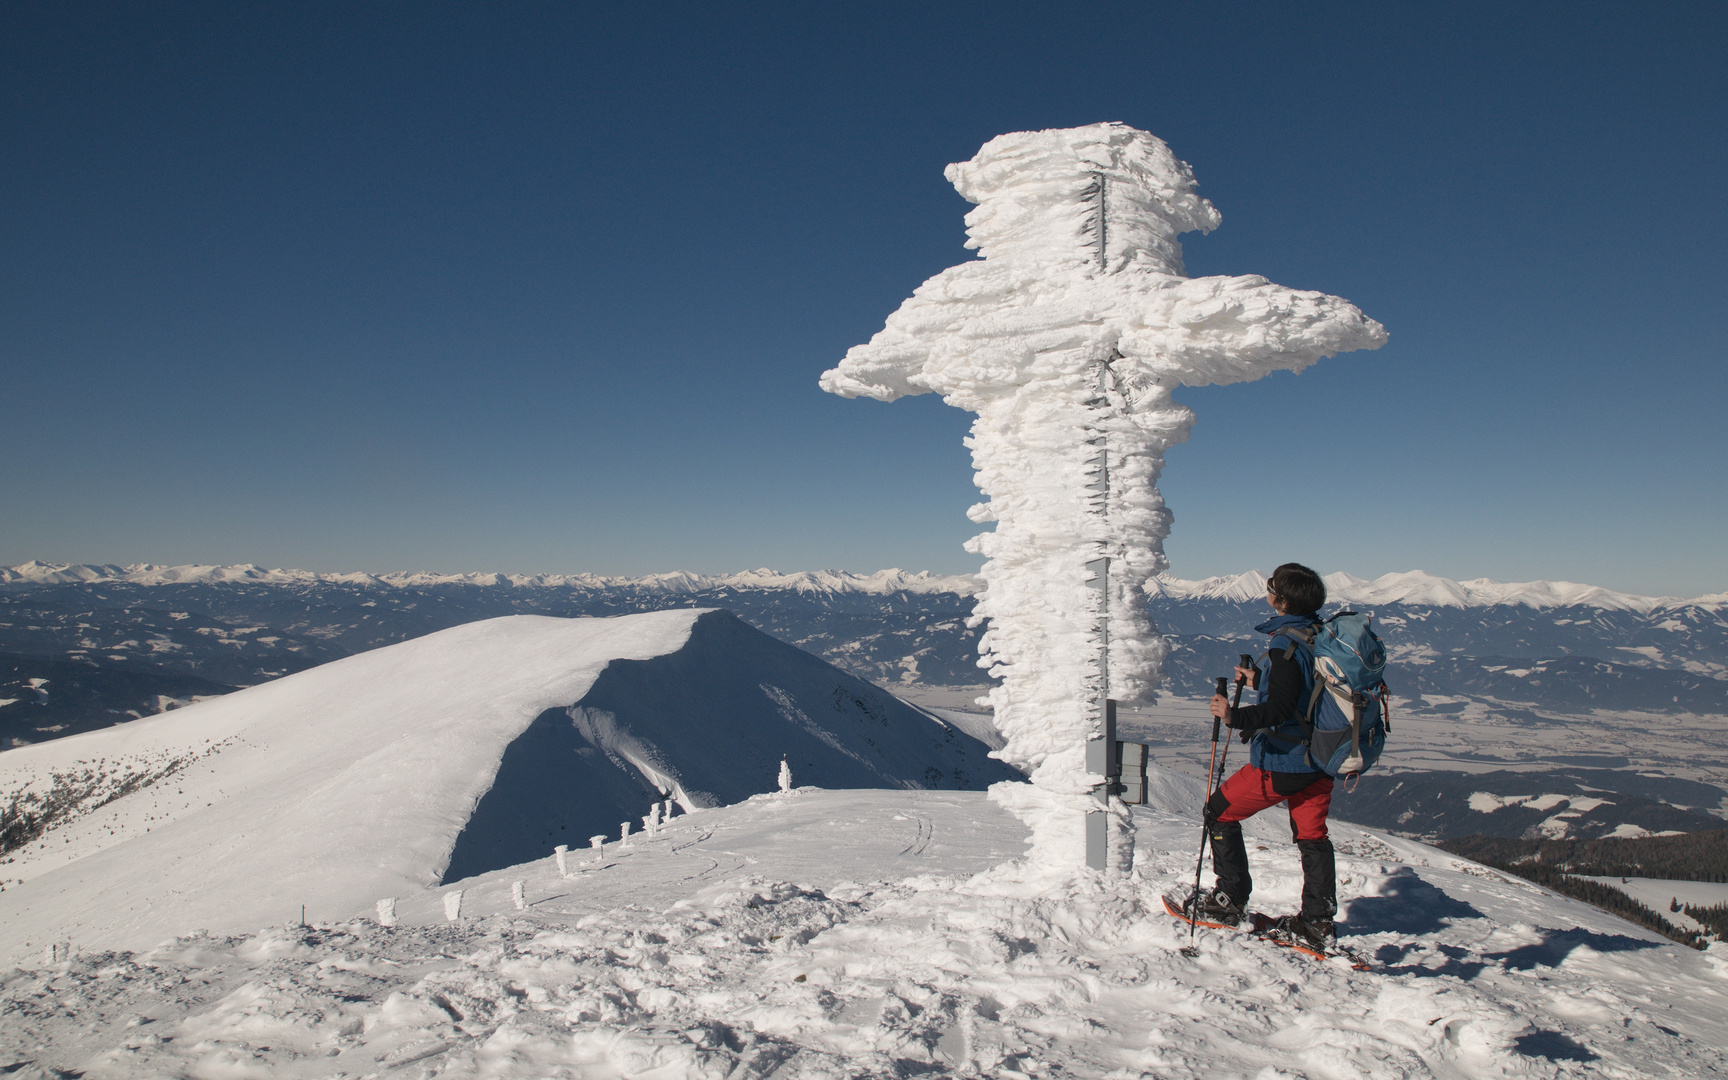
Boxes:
[5,783,1726,1078]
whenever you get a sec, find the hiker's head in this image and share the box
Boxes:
[1267,563,1325,616]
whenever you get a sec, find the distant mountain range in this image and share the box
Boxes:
[5,560,1723,608]
[3,560,1725,735]
[1156,568,1726,613]
[0,561,976,595]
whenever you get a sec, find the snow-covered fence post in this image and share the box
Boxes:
[376,898,397,927]
[589,834,607,864]
[661,798,674,822]
[778,755,793,793]
[553,844,569,876]
[511,880,526,911]
[443,890,463,922]
[819,122,1386,874]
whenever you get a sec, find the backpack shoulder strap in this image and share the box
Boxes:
[1257,623,1325,750]
[1268,622,1319,661]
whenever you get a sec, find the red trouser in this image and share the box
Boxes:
[1214,763,1333,840]
[1207,763,1337,918]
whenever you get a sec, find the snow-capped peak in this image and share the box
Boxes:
[1151,568,1695,612]
[1145,569,1269,603]
[1319,570,1677,612]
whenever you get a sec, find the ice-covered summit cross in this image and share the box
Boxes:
[821,123,1386,875]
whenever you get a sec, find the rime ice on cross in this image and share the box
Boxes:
[821,123,1387,875]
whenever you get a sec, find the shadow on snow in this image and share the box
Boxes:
[1342,867,1482,937]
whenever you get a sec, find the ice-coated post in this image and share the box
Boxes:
[589,834,607,863]
[553,843,569,876]
[619,821,632,847]
[443,890,463,922]
[778,755,793,793]
[662,798,674,821]
[41,944,54,966]
[376,897,397,927]
[511,880,526,911]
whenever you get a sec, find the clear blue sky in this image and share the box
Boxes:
[4,2,1724,596]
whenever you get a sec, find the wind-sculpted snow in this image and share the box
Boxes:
[821,123,1386,869]
[4,788,1724,1079]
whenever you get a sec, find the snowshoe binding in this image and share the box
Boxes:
[1250,912,1372,971]
[1162,888,1245,930]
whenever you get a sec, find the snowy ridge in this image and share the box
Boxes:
[0,609,1013,958]
[0,611,705,956]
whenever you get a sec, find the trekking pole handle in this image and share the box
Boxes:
[1211,676,1228,742]
[1230,655,1252,702]
[1231,653,1254,741]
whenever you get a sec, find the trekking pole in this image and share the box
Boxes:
[1180,659,1252,957]
[1180,677,1230,957]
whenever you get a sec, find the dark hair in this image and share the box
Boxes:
[1269,562,1326,616]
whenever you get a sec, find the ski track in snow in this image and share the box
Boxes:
[4,787,1725,1080]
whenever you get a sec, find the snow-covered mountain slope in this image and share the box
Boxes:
[0,610,1014,959]
[4,784,1725,1078]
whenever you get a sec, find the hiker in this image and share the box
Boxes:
[1191,562,1338,950]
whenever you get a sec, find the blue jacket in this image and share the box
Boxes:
[1243,614,1321,773]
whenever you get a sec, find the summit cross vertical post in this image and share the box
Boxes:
[820,123,1386,875]
[1084,350,1120,871]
